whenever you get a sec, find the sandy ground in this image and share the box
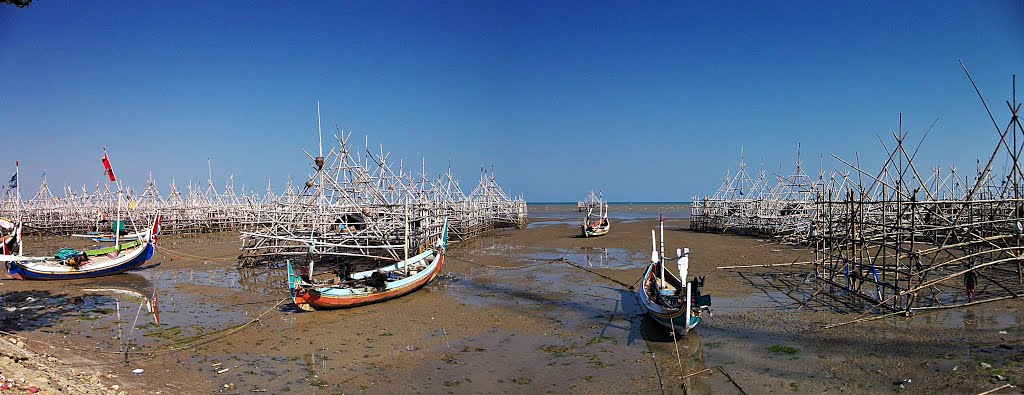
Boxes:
[0,208,1021,394]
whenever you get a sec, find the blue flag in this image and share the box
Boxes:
[6,173,14,189]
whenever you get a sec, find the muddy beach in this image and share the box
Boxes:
[1,204,1021,394]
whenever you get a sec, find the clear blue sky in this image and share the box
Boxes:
[2,1,1022,202]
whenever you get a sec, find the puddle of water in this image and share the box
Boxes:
[919,307,1020,330]
[0,264,283,360]
[525,247,649,270]
[526,220,579,229]
[163,265,288,297]
[469,244,647,270]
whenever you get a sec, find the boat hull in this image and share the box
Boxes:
[645,306,701,333]
[637,262,704,334]
[8,242,154,280]
[582,220,610,237]
[288,219,450,311]
[289,253,444,310]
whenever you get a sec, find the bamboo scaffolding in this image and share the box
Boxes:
[236,119,526,265]
[1,122,526,260]
[691,69,1023,315]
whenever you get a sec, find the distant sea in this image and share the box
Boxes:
[527,202,691,222]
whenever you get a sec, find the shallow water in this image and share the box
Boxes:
[529,203,692,221]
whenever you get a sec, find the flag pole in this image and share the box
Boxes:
[103,148,122,253]
[404,199,410,276]
[113,150,121,252]
[14,161,20,220]
[15,160,21,256]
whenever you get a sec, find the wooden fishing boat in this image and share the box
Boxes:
[636,215,711,334]
[288,219,448,311]
[581,201,610,237]
[3,216,160,280]
[582,215,610,237]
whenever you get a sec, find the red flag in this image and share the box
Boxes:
[151,214,162,239]
[102,149,116,182]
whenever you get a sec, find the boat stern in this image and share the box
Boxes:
[6,263,25,280]
[286,261,316,311]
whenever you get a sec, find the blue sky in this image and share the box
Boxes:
[2,1,1022,202]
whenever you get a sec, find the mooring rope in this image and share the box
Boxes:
[153,244,238,262]
[445,254,541,269]
[0,297,287,367]
[556,258,675,393]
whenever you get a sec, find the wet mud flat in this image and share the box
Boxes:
[0,207,1021,393]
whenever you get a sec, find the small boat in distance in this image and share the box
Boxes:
[288,218,448,311]
[580,192,609,237]
[637,215,711,335]
[581,204,610,237]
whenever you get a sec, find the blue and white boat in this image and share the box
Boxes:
[3,216,160,280]
[637,215,711,334]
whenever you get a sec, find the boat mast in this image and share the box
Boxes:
[308,239,315,279]
[110,148,122,252]
[404,201,410,276]
[13,161,19,219]
[659,214,665,289]
[315,101,325,232]
[15,161,21,255]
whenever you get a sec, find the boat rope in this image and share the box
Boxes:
[445,254,541,269]
[668,314,685,386]
[0,297,287,367]
[715,366,748,395]
[650,350,666,395]
[153,244,238,262]
[123,297,148,363]
[557,258,675,393]
[561,259,634,289]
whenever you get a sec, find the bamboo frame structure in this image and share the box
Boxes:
[577,190,603,212]
[0,169,255,236]
[690,147,819,241]
[695,69,1022,314]
[237,128,526,265]
[0,122,527,268]
[815,72,1024,312]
